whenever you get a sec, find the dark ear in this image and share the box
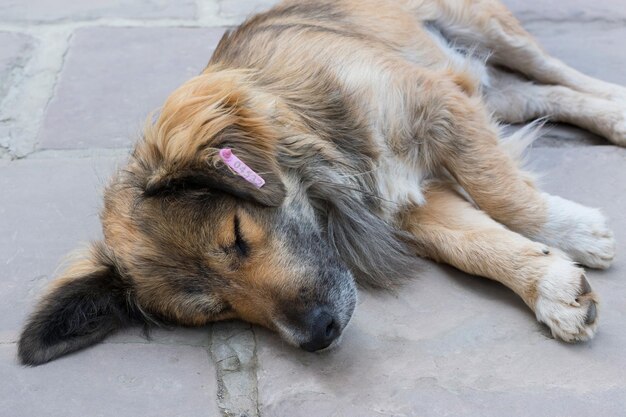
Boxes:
[145,164,286,207]
[18,244,139,366]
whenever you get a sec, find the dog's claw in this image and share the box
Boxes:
[585,302,597,325]
[580,275,592,295]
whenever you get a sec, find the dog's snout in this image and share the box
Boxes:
[300,307,340,352]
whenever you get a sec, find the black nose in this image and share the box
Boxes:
[300,308,340,352]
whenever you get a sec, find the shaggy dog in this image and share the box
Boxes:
[19,0,624,365]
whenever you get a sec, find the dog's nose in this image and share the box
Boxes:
[300,308,340,352]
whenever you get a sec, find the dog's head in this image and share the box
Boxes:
[19,68,419,365]
[18,69,359,365]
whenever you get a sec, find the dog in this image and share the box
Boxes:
[18,0,624,365]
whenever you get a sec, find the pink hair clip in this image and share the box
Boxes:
[219,148,266,188]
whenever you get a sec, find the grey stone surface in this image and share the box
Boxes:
[534,124,606,148]
[0,0,197,23]
[502,0,626,22]
[211,322,259,417]
[526,22,626,87]
[1,0,626,416]
[37,27,226,150]
[0,32,34,103]
[505,123,607,148]
[254,146,626,417]
[107,325,211,347]
[0,156,210,348]
[0,29,68,159]
[0,157,115,342]
[0,343,219,417]
[217,0,277,19]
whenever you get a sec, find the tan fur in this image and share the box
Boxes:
[399,182,561,308]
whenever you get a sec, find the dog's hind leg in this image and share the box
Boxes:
[411,0,626,145]
[483,68,626,146]
[417,0,626,101]
[398,181,599,342]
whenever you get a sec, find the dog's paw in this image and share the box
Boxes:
[534,258,598,342]
[537,194,615,269]
[610,87,626,109]
[605,108,626,147]
[614,110,626,146]
[556,203,615,269]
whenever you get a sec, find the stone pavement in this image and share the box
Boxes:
[0,1,625,416]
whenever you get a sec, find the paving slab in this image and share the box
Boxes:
[254,146,626,417]
[505,123,607,149]
[0,343,219,417]
[526,22,626,87]
[0,0,197,23]
[0,31,34,104]
[0,156,210,347]
[502,0,626,22]
[217,0,277,19]
[37,27,226,150]
[533,124,606,148]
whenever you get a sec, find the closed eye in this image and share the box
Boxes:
[233,214,249,257]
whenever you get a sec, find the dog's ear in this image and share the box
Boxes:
[143,143,287,207]
[18,243,140,366]
[136,70,287,206]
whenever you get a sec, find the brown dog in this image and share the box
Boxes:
[19,0,623,365]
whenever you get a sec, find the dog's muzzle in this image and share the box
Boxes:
[299,306,341,352]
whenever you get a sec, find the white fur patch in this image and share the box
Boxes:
[534,257,597,342]
[532,193,615,269]
[331,55,427,210]
[612,109,626,146]
[375,152,426,209]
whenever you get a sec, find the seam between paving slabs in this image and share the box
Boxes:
[0,27,72,158]
[0,32,33,106]
[251,327,261,417]
[210,322,260,417]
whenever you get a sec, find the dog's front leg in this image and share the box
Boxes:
[414,76,616,269]
[397,181,599,342]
